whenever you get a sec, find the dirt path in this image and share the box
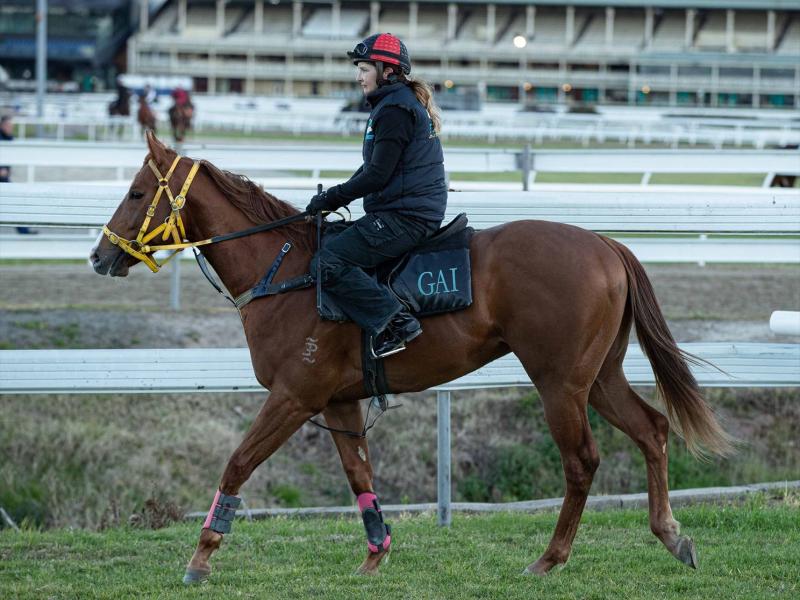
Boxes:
[1,262,797,349]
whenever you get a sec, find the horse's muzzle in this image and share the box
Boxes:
[90,245,130,277]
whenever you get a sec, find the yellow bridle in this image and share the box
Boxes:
[102,155,205,272]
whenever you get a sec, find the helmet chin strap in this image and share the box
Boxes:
[375,61,399,87]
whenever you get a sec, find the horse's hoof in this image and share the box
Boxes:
[355,550,387,575]
[523,559,554,576]
[182,566,211,585]
[673,536,698,569]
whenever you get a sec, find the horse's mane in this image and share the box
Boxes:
[199,159,316,252]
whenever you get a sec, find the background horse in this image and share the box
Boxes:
[169,103,193,143]
[137,96,157,134]
[90,131,732,583]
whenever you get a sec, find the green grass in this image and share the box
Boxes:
[1,494,797,599]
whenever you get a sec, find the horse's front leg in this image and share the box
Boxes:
[183,390,317,584]
[323,400,391,575]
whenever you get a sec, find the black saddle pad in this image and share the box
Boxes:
[317,213,474,322]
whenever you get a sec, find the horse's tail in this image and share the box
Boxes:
[600,236,734,459]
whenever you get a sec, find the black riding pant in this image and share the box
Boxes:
[316,211,439,334]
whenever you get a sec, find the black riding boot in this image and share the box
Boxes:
[370,309,422,358]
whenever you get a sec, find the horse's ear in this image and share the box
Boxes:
[145,129,168,162]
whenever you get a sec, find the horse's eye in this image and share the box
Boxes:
[129,190,144,200]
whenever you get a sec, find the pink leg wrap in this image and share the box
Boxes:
[202,489,241,533]
[358,492,391,553]
[203,489,222,529]
[357,492,378,512]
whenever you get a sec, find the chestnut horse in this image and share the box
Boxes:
[137,97,157,134]
[169,103,193,143]
[90,132,731,583]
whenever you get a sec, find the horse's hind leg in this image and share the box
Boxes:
[183,391,317,584]
[589,366,698,569]
[323,400,390,575]
[525,381,600,575]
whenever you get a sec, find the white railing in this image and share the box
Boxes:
[2,182,798,310]
[8,107,799,148]
[2,141,799,188]
[3,183,798,232]
[1,343,797,395]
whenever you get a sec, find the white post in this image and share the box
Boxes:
[685,9,695,49]
[292,1,302,37]
[35,0,47,133]
[605,7,614,47]
[726,10,735,53]
[178,0,187,33]
[209,50,216,93]
[526,5,535,38]
[332,1,341,38]
[766,10,775,51]
[753,64,760,108]
[447,3,457,42]
[644,7,654,49]
[217,0,226,37]
[127,34,137,73]
[170,258,181,311]
[409,2,418,39]
[370,1,380,33]
[437,390,451,527]
[139,0,148,33]
[565,5,575,45]
[246,50,255,95]
[486,4,495,45]
[254,0,263,34]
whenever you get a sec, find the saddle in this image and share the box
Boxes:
[213,213,474,402]
[317,213,474,322]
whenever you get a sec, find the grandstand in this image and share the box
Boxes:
[127,0,800,107]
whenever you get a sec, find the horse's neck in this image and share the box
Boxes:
[183,192,306,299]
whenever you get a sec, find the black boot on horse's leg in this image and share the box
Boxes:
[370,309,422,358]
[322,402,392,575]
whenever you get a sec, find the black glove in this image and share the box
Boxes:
[305,186,341,215]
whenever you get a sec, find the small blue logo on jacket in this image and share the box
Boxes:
[365,118,374,141]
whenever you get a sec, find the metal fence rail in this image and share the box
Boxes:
[2,141,799,188]
[3,183,798,232]
[1,343,797,395]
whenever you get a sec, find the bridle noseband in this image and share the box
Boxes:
[103,155,202,272]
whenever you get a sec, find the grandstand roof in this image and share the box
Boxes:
[184,0,799,8]
[2,0,128,8]
[327,0,800,9]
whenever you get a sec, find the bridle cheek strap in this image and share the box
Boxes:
[103,156,202,273]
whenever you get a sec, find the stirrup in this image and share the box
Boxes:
[369,336,406,359]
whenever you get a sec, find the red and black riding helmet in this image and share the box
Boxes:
[348,33,411,75]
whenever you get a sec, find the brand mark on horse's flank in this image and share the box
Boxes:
[302,337,318,364]
[417,267,459,296]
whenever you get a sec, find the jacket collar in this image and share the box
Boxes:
[366,82,407,108]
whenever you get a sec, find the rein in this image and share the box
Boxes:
[102,154,310,273]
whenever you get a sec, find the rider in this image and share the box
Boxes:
[306,33,447,358]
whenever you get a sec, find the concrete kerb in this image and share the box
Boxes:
[184,480,799,522]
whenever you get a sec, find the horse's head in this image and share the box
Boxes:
[90,131,199,277]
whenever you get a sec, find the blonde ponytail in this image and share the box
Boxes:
[406,78,442,134]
